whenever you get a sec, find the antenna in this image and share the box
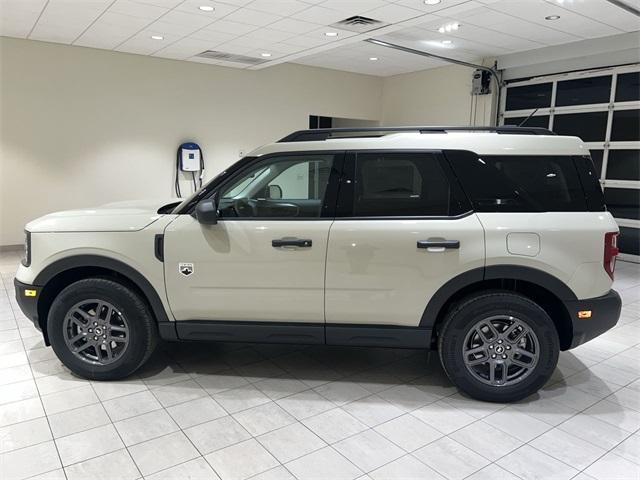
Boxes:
[518,108,539,127]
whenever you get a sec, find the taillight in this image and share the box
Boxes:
[604,231,619,280]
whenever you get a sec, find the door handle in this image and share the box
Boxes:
[272,238,313,248]
[417,239,460,249]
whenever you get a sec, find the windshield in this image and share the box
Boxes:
[171,156,257,214]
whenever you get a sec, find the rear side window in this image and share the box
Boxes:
[446,151,590,212]
[339,152,469,217]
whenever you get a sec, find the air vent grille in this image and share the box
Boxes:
[195,50,267,65]
[331,16,388,33]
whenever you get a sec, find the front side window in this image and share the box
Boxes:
[217,154,337,218]
[343,152,468,217]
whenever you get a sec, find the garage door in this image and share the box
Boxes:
[500,64,640,263]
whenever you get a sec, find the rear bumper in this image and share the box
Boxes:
[564,289,621,349]
[14,278,42,331]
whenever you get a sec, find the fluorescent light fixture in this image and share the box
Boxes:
[199,5,214,11]
[545,15,561,20]
[424,0,441,4]
[442,40,452,44]
[325,31,338,37]
[150,35,163,40]
[369,57,379,61]
[261,53,272,57]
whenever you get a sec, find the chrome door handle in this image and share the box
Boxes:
[272,238,313,248]
[417,240,460,249]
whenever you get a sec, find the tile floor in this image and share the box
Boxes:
[0,248,639,480]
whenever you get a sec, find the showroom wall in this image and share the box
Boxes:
[0,37,491,245]
[381,64,495,127]
[0,37,383,245]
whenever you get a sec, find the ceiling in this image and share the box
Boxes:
[1,0,638,76]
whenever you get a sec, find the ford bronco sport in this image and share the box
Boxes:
[15,126,622,402]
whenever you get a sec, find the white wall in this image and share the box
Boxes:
[380,63,495,127]
[0,37,383,245]
[0,38,496,246]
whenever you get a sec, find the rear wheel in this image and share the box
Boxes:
[48,278,158,380]
[438,292,559,402]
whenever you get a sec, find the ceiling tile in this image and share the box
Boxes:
[109,0,168,20]
[319,0,388,14]
[363,3,425,22]
[174,0,239,18]
[268,17,319,34]
[223,8,283,26]
[290,5,351,24]
[547,0,640,33]
[248,0,311,16]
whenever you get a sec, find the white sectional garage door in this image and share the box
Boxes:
[500,64,640,262]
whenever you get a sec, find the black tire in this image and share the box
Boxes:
[48,278,158,381]
[438,291,559,403]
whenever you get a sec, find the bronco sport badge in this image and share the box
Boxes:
[178,263,194,276]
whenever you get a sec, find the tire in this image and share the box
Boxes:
[438,291,559,403]
[48,278,158,381]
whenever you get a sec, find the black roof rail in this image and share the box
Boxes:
[278,126,556,142]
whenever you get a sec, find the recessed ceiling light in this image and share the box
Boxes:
[325,31,338,37]
[261,53,272,57]
[150,35,163,40]
[369,57,379,61]
[545,15,561,20]
[199,5,214,11]
[438,22,459,33]
[424,0,441,4]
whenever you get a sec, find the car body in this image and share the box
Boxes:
[14,126,622,402]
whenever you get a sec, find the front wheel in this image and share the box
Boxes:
[48,278,158,381]
[438,292,559,403]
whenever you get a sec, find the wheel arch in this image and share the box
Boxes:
[34,255,174,344]
[422,266,577,350]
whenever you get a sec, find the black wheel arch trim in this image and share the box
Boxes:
[419,265,578,328]
[34,255,175,335]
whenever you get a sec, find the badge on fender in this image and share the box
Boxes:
[178,262,194,276]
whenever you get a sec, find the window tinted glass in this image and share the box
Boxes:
[606,150,640,181]
[218,154,336,218]
[503,115,550,128]
[556,76,611,106]
[553,111,608,141]
[589,150,604,178]
[604,188,640,220]
[616,72,640,102]
[447,151,588,212]
[610,110,640,141]
[505,83,552,111]
[350,153,464,217]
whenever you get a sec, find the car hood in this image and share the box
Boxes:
[26,199,180,233]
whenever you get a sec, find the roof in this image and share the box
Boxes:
[250,128,588,158]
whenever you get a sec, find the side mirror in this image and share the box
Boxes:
[268,184,282,200]
[195,198,218,225]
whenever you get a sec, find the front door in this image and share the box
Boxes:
[164,152,342,325]
[325,151,485,328]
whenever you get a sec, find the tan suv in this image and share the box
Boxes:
[14,126,622,402]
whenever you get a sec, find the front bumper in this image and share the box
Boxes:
[564,289,621,349]
[14,278,42,332]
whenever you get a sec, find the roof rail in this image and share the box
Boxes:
[278,126,555,142]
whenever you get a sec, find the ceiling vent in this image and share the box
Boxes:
[195,50,267,65]
[331,16,388,33]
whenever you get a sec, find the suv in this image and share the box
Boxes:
[15,126,622,402]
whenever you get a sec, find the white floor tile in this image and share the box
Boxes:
[129,431,200,476]
[584,451,640,480]
[450,420,522,461]
[258,422,326,463]
[205,438,279,480]
[114,408,179,446]
[497,445,578,480]
[373,414,443,452]
[369,454,446,480]
[64,449,140,480]
[166,395,227,429]
[341,395,404,427]
[55,424,124,466]
[146,457,220,480]
[185,415,251,454]
[334,429,405,473]
[285,446,363,480]
[234,401,296,437]
[0,441,62,480]
[301,407,368,444]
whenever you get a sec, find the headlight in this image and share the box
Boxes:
[21,231,31,267]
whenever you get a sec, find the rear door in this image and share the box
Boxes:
[325,151,485,328]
